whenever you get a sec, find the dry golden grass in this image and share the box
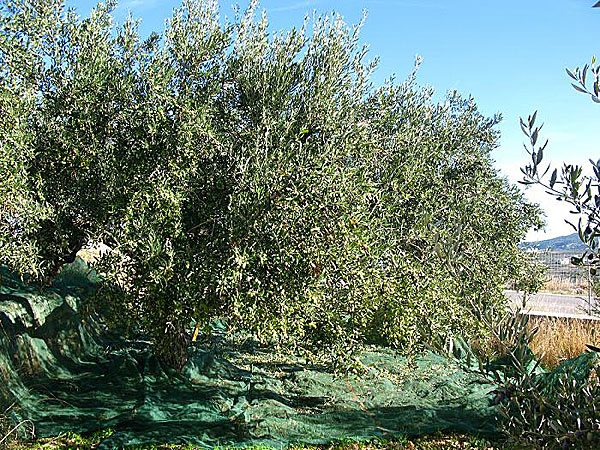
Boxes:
[529,316,599,369]
[541,277,588,295]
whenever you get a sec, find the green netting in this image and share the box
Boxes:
[1,259,502,449]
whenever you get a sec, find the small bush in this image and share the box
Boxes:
[476,305,600,449]
[498,353,600,449]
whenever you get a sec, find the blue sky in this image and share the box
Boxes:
[70,0,599,240]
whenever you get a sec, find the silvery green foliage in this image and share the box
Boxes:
[499,366,600,450]
[0,0,540,367]
[487,309,600,450]
[0,0,62,278]
[479,306,600,449]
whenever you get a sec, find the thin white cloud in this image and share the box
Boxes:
[363,0,448,9]
[268,0,319,13]
[119,0,159,12]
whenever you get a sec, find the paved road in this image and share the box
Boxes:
[505,290,600,320]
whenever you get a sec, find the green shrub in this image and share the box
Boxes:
[472,299,600,449]
[500,357,600,449]
[0,0,541,367]
[488,312,600,450]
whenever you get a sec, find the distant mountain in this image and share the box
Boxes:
[521,233,588,252]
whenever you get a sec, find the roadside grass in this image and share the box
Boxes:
[3,430,502,450]
[529,316,599,369]
[541,277,588,295]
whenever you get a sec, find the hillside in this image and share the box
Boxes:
[521,232,587,252]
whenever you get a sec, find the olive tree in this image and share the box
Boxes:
[521,2,600,254]
[520,57,599,279]
[0,0,540,368]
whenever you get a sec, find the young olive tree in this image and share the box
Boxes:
[502,6,600,448]
[0,0,541,368]
[521,3,599,253]
[520,54,600,298]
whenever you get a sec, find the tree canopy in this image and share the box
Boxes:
[0,0,541,367]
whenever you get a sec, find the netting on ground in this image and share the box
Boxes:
[0,259,595,449]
